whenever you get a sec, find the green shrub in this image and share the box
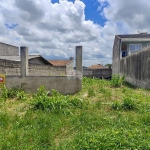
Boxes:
[111,101,121,110]
[31,86,83,112]
[111,74,125,87]
[111,97,137,111]
[0,86,8,101]
[122,97,136,110]
[0,86,26,101]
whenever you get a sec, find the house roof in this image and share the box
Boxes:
[48,60,72,67]
[117,34,150,39]
[88,64,106,69]
[0,42,18,48]
[117,34,150,42]
[0,55,52,65]
[0,55,41,61]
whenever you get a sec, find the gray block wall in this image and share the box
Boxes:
[112,36,120,75]
[120,46,150,89]
[2,45,82,95]
[83,69,112,78]
[0,59,66,76]
[0,42,19,56]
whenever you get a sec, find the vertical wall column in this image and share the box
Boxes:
[20,46,28,77]
[76,46,82,74]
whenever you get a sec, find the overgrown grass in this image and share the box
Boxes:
[0,77,150,149]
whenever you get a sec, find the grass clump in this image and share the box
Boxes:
[31,86,83,112]
[111,74,125,87]
[111,96,137,111]
[88,88,95,97]
[0,86,27,101]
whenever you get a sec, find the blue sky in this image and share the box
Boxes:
[51,0,108,26]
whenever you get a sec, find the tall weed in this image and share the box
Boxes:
[31,86,83,112]
[111,74,125,87]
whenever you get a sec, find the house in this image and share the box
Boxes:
[112,32,150,75]
[0,42,74,76]
[83,64,112,79]
[0,42,19,56]
[87,64,106,69]
[48,57,74,74]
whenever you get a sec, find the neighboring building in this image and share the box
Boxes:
[83,64,112,79]
[48,57,74,74]
[0,42,74,76]
[0,42,19,56]
[112,32,150,75]
[88,64,106,69]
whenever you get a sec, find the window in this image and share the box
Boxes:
[129,44,142,54]
[147,43,150,47]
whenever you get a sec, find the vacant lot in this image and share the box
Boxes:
[0,77,150,149]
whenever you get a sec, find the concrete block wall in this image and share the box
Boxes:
[0,42,19,56]
[0,59,66,76]
[83,68,112,78]
[120,46,150,89]
[66,60,74,74]
[4,46,83,95]
[6,76,82,95]
[112,36,120,75]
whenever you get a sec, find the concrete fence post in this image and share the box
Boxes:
[76,46,82,74]
[20,46,28,77]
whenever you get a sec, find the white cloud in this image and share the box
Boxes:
[1,0,149,67]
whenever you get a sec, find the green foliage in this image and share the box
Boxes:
[88,88,95,97]
[31,86,83,112]
[111,96,137,111]
[105,63,112,68]
[122,96,137,110]
[0,86,27,101]
[111,101,121,110]
[0,86,8,101]
[111,74,125,87]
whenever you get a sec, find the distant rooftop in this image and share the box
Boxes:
[48,60,72,67]
[88,64,106,69]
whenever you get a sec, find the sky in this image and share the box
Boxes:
[0,0,150,66]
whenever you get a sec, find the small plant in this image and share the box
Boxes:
[31,86,83,112]
[122,97,136,110]
[16,91,27,100]
[0,85,8,101]
[88,88,95,97]
[111,101,121,110]
[0,86,26,101]
[111,74,125,87]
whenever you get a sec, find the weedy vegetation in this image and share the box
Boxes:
[0,76,150,149]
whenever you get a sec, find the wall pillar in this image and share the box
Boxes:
[20,46,28,77]
[76,46,82,74]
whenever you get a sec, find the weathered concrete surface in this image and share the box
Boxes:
[112,36,121,75]
[83,68,112,78]
[6,76,82,95]
[0,59,67,76]
[0,42,19,56]
[3,45,82,95]
[76,46,82,74]
[120,46,150,89]
[20,47,28,77]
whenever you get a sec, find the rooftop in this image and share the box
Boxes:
[0,55,42,61]
[88,64,106,69]
[48,60,72,67]
[117,33,150,38]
